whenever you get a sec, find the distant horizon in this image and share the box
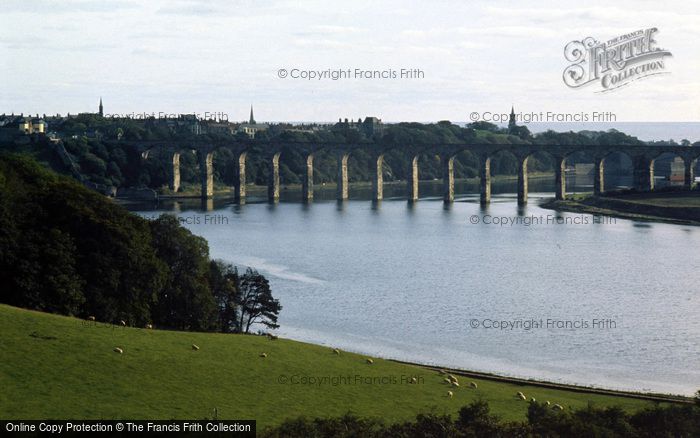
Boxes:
[3,109,697,142]
[4,107,700,126]
[3,109,699,126]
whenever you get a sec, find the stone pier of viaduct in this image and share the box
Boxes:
[134,141,700,205]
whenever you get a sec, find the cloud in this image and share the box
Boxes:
[155,0,292,17]
[2,0,137,13]
[310,25,366,34]
[1,0,698,122]
[0,35,114,52]
[401,25,558,40]
[157,3,220,16]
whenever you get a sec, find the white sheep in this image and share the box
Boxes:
[332,348,340,355]
[545,401,551,406]
[88,316,96,321]
[530,397,536,402]
[119,320,126,326]
[259,352,267,358]
[145,323,153,329]
[451,381,460,387]
[410,377,417,384]
[469,382,478,389]
[447,390,453,398]
[113,347,123,354]
[517,391,527,400]
[365,358,374,364]
[192,344,200,351]
[443,377,452,384]
[552,404,564,411]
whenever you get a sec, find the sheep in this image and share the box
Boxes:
[447,374,458,382]
[87,316,96,321]
[451,381,460,387]
[447,391,453,398]
[119,320,126,326]
[545,401,551,406]
[332,348,340,355]
[145,323,153,329]
[552,404,564,411]
[530,397,536,402]
[113,347,123,354]
[469,382,478,389]
[191,344,200,351]
[443,377,452,384]
[517,391,527,400]
[365,358,374,365]
[259,353,267,358]
[410,377,418,384]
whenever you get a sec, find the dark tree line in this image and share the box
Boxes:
[0,153,280,333]
[4,114,656,191]
[264,398,700,437]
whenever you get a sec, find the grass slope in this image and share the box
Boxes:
[0,305,666,429]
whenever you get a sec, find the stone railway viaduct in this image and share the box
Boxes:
[132,141,700,205]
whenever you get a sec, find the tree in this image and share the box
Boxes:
[150,215,218,331]
[80,152,107,175]
[0,154,167,324]
[466,121,500,132]
[237,268,281,333]
[0,154,285,335]
[210,260,240,333]
[510,125,532,140]
[455,400,505,436]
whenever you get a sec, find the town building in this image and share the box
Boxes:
[20,118,47,134]
[333,116,384,138]
[0,114,47,135]
[237,106,269,138]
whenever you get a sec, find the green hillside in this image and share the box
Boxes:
[0,305,668,430]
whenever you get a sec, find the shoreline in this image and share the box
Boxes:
[388,358,692,404]
[540,191,700,226]
[285,334,693,404]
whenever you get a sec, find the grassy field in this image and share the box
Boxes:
[0,304,673,430]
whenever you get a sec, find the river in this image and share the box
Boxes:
[131,176,700,396]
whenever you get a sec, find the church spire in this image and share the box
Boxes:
[99,97,104,117]
[508,104,516,132]
[249,105,255,124]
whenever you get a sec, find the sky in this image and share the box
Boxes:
[1,0,699,123]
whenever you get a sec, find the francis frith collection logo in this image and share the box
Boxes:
[563,27,672,92]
